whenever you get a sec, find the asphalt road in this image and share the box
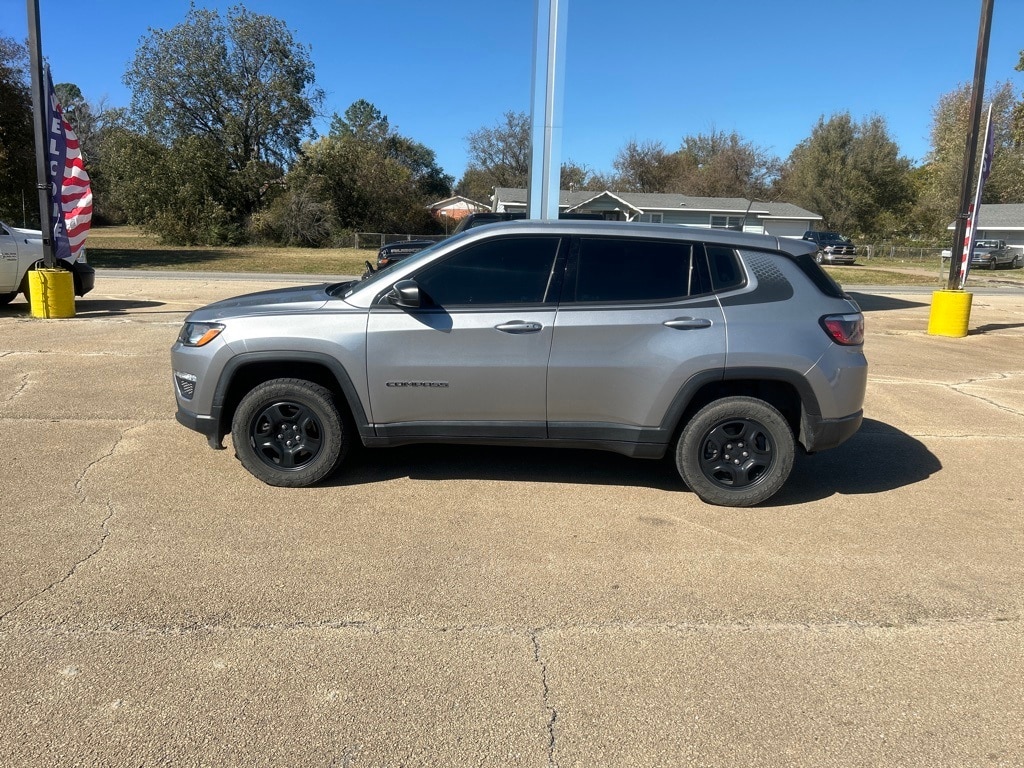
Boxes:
[1,274,1022,767]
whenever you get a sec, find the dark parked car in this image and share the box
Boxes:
[452,211,603,234]
[376,239,439,268]
[802,231,857,265]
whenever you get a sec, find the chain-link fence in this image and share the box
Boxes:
[855,244,947,263]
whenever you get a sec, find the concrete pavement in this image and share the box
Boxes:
[1,274,1022,767]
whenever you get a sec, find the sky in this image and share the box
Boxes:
[4,0,1024,183]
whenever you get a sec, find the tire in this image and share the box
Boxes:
[675,396,795,507]
[815,251,824,264]
[988,257,997,270]
[231,378,349,487]
[0,292,17,306]
[1013,255,1022,269]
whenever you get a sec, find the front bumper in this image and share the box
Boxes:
[175,404,225,449]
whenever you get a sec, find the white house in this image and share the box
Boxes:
[947,203,1024,254]
[491,187,823,238]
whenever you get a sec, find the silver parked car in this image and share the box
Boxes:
[172,221,867,506]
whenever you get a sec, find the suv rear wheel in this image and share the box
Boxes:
[675,396,795,507]
[231,378,348,487]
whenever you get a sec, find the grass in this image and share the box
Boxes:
[87,226,372,276]
[86,226,1024,287]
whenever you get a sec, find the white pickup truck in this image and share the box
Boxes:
[0,220,95,305]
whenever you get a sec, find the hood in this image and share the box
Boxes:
[7,225,42,240]
[187,283,341,321]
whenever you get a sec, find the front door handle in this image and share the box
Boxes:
[495,321,543,334]
[663,317,713,330]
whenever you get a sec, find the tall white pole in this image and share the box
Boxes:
[527,0,568,220]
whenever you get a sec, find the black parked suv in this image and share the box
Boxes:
[802,231,857,265]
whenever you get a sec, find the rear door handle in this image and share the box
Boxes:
[663,317,713,330]
[495,321,543,334]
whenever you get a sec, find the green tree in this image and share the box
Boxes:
[913,82,1020,239]
[331,101,452,200]
[99,126,241,244]
[0,36,36,225]
[612,139,680,192]
[459,111,532,199]
[53,83,103,164]
[780,113,914,238]
[273,100,450,239]
[121,5,323,240]
[676,129,780,199]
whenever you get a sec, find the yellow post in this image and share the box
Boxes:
[927,290,972,338]
[28,268,76,319]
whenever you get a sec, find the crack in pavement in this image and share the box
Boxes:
[870,372,1024,418]
[0,427,136,624]
[2,372,30,406]
[531,630,558,767]
[0,501,115,624]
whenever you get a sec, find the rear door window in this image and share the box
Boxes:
[565,237,711,303]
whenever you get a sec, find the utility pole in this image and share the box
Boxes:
[946,0,995,290]
[26,0,56,268]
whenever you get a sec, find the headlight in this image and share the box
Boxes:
[178,322,225,347]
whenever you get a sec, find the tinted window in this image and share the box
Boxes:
[706,245,745,292]
[568,238,709,303]
[414,236,561,306]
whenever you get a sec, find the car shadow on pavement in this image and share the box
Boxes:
[334,443,686,492]
[774,418,941,506]
[329,418,941,505]
[0,298,166,317]
[845,292,928,312]
[73,299,166,316]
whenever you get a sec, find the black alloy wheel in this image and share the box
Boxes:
[676,396,795,507]
[231,378,348,487]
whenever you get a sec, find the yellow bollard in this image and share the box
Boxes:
[927,289,972,338]
[28,268,76,319]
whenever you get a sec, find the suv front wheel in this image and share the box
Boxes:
[231,378,349,487]
[675,396,795,507]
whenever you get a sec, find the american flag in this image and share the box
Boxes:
[44,66,92,260]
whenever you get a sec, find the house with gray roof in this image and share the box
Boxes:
[491,187,823,238]
[947,204,1024,255]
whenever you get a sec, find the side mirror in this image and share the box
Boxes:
[386,279,422,309]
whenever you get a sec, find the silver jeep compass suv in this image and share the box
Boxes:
[172,221,866,506]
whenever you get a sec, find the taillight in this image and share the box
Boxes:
[820,313,864,345]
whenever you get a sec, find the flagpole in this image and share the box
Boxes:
[945,0,994,291]
[26,0,55,268]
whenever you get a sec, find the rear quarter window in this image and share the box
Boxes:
[705,244,746,292]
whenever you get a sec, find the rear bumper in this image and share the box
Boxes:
[70,261,95,296]
[801,409,863,453]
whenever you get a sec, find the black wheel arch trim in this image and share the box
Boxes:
[659,366,824,450]
[210,351,372,441]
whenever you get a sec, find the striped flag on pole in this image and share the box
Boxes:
[958,104,996,288]
[44,65,92,261]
